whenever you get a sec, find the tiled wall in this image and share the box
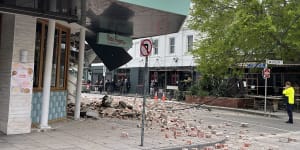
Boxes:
[31,91,67,123]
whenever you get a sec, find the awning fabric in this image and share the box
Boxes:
[85,0,190,70]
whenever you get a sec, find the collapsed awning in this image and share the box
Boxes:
[85,0,190,71]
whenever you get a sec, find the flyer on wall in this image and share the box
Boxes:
[11,62,34,95]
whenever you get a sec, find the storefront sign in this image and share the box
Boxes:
[97,33,132,49]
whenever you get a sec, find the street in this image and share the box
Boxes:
[1,94,300,150]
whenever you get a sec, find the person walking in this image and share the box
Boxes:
[283,81,295,124]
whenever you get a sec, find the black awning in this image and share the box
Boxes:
[86,31,132,71]
[85,0,188,70]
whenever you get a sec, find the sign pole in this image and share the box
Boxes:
[139,39,152,147]
[264,59,268,114]
[141,56,148,146]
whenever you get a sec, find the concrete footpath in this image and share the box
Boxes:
[0,118,225,150]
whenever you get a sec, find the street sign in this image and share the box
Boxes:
[267,60,283,65]
[246,63,266,68]
[140,39,152,56]
[263,68,271,79]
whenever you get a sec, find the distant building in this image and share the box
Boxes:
[91,28,200,94]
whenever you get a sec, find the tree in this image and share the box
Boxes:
[189,0,300,77]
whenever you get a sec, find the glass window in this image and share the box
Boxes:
[51,29,59,87]
[33,23,42,87]
[41,26,48,87]
[33,20,70,90]
[187,35,193,52]
[153,39,158,55]
[169,37,175,54]
[59,31,67,88]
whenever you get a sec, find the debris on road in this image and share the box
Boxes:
[67,94,298,149]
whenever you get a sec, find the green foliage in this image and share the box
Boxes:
[189,81,209,97]
[189,0,300,78]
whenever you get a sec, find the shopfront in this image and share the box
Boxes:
[31,19,70,124]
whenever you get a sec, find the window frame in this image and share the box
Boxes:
[169,37,175,54]
[187,35,193,52]
[33,19,70,91]
[153,39,158,55]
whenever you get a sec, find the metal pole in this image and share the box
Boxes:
[264,59,268,114]
[103,66,106,93]
[141,56,148,146]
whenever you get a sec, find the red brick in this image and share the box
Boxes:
[186,140,192,145]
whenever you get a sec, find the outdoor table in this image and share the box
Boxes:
[245,95,284,112]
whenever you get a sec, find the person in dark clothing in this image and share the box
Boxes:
[99,79,104,93]
[125,78,131,94]
[105,80,110,92]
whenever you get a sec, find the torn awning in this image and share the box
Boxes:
[85,0,190,70]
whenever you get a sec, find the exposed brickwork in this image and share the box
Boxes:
[185,96,252,108]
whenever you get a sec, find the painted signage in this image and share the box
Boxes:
[97,33,132,48]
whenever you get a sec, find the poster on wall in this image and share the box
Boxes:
[11,63,34,95]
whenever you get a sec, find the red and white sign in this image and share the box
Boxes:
[140,39,152,56]
[263,68,271,79]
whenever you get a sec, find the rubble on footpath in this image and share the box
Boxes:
[68,94,298,150]
[67,94,228,147]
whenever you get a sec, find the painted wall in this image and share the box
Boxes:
[0,13,36,134]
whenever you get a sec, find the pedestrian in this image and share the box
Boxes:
[99,79,104,93]
[105,79,110,92]
[126,78,131,94]
[94,80,99,91]
[283,81,295,124]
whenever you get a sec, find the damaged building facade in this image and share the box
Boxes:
[0,0,190,135]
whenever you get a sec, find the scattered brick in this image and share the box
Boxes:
[205,133,212,138]
[240,123,249,128]
[121,132,128,138]
[244,142,251,147]
[186,140,192,145]
[216,131,223,136]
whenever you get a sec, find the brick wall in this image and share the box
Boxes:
[185,95,249,108]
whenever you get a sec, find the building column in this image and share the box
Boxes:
[74,28,85,120]
[40,19,55,129]
[0,14,36,135]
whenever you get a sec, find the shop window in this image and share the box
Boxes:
[33,23,42,87]
[33,20,70,91]
[51,29,59,87]
[59,31,68,88]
